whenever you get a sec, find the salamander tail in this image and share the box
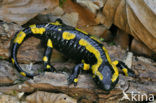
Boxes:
[11,28,35,78]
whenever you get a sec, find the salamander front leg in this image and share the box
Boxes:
[112,60,136,77]
[68,63,84,86]
[43,39,56,72]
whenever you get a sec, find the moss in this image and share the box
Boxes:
[59,0,66,7]
[100,38,105,42]
[0,56,4,59]
[109,41,116,46]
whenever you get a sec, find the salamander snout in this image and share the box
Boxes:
[93,65,119,91]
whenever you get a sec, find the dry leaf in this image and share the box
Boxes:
[102,0,156,52]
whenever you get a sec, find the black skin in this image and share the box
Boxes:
[11,19,136,91]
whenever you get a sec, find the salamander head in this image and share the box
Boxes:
[93,65,119,91]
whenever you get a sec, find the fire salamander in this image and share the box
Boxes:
[11,19,135,91]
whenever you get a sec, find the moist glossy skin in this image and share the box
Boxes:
[11,19,135,91]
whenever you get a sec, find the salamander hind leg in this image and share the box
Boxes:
[43,39,56,72]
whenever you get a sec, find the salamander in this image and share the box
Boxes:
[11,19,135,91]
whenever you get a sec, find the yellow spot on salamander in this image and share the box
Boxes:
[47,39,53,48]
[50,21,62,25]
[74,78,78,83]
[79,39,103,80]
[14,31,26,44]
[30,24,45,34]
[90,36,102,44]
[76,28,88,35]
[81,59,85,63]
[122,68,128,76]
[46,65,51,69]
[58,28,62,31]
[62,32,76,40]
[11,58,15,64]
[112,60,119,66]
[20,72,26,77]
[102,47,119,82]
[43,56,48,62]
[83,63,90,70]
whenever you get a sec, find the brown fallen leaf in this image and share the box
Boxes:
[102,0,156,53]
[114,29,130,49]
[62,0,97,27]
[131,39,154,57]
